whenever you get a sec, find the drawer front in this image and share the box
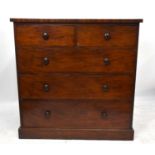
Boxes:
[21,100,132,129]
[17,47,137,74]
[19,75,134,100]
[77,25,138,47]
[15,24,74,47]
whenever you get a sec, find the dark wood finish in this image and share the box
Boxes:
[17,47,137,74]
[10,18,143,24]
[15,24,74,47]
[77,25,138,47]
[19,74,134,100]
[11,18,142,140]
[21,100,132,129]
[19,128,134,140]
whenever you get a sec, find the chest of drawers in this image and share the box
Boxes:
[11,18,142,140]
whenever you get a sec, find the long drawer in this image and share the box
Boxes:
[19,74,134,100]
[17,47,137,74]
[21,100,132,129]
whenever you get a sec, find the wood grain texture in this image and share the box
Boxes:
[19,74,134,100]
[11,18,142,140]
[17,47,137,74]
[15,24,139,48]
[10,18,143,24]
[19,128,134,140]
[15,24,75,47]
[77,25,138,47]
[21,100,132,129]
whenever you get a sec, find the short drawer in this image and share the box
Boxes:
[17,47,137,74]
[19,74,134,100]
[21,100,132,129]
[77,25,138,48]
[15,24,74,47]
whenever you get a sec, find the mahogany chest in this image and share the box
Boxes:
[11,18,142,140]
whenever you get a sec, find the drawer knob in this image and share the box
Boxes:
[101,111,108,118]
[104,57,110,65]
[104,32,111,40]
[42,32,49,40]
[44,110,51,118]
[43,57,49,65]
[43,83,49,92]
[102,84,109,92]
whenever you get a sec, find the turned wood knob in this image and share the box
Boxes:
[44,110,51,118]
[43,83,49,92]
[103,57,110,65]
[104,32,111,40]
[42,32,49,40]
[101,111,108,118]
[102,84,109,92]
[43,57,49,65]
